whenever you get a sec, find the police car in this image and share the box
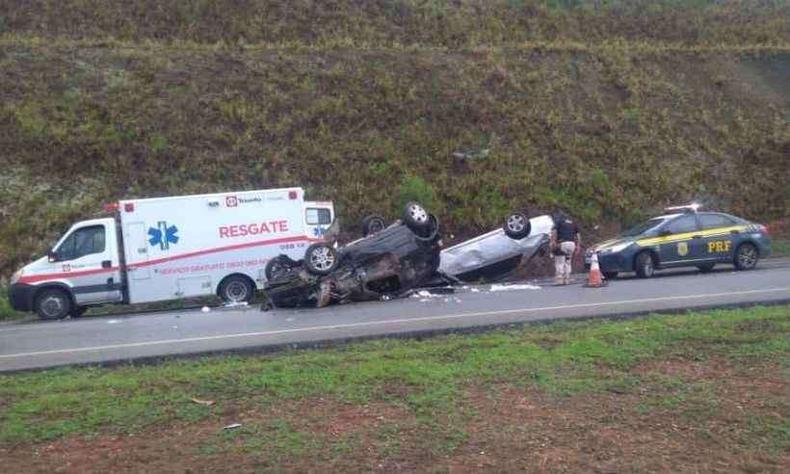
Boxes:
[585,205,771,279]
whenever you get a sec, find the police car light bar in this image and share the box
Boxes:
[664,203,702,213]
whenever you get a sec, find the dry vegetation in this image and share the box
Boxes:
[0,0,788,276]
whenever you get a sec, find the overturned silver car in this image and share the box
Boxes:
[439,214,554,282]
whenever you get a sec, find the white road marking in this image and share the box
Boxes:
[1,287,788,361]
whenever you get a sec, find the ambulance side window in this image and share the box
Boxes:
[665,215,697,234]
[306,208,332,225]
[699,214,735,230]
[57,225,106,261]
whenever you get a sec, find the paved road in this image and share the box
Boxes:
[2,260,790,372]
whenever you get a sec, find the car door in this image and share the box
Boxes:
[54,223,123,305]
[698,213,738,262]
[658,214,704,265]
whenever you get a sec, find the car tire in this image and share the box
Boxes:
[265,255,297,280]
[634,251,655,278]
[34,288,72,320]
[503,212,531,239]
[697,263,716,273]
[304,243,339,275]
[413,214,440,242]
[361,215,387,237]
[734,243,758,271]
[603,271,619,280]
[219,275,255,304]
[402,202,431,231]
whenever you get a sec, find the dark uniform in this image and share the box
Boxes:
[552,214,580,284]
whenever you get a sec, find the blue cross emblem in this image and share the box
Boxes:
[313,227,325,237]
[149,222,179,250]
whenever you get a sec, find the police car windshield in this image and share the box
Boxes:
[621,217,666,237]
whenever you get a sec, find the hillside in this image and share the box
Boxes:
[1,0,789,276]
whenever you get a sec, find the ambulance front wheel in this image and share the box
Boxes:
[34,288,72,320]
[218,275,256,304]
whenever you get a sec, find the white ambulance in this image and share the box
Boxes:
[9,187,334,319]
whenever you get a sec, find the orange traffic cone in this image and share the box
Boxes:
[586,252,604,288]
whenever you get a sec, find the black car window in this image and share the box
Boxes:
[622,218,666,237]
[665,215,698,234]
[699,213,736,230]
[57,225,106,260]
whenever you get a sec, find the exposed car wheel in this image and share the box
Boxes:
[304,243,339,275]
[34,288,72,320]
[219,275,255,303]
[361,215,387,237]
[603,271,619,280]
[402,202,431,231]
[634,251,655,278]
[697,263,716,273]
[265,255,297,280]
[503,212,531,239]
[734,243,758,271]
[413,214,440,242]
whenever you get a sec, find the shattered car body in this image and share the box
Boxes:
[263,203,443,308]
[439,215,554,282]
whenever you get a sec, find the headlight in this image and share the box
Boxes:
[10,268,24,284]
[601,242,633,254]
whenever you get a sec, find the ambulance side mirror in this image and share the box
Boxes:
[47,250,59,263]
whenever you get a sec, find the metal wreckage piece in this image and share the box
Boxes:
[261,203,554,309]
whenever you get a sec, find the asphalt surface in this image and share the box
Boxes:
[2,259,790,372]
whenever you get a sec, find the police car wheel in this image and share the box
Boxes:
[219,275,255,303]
[34,288,72,320]
[635,251,655,278]
[734,243,758,271]
[697,263,716,273]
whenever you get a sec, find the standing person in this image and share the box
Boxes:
[551,210,581,285]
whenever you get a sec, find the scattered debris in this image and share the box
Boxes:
[107,319,121,324]
[191,398,215,406]
[470,288,481,293]
[489,283,541,292]
[201,306,211,313]
[223,423,242,430]
[223,301,248,308]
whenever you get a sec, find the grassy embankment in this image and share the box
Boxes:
[0,305,788,471]
[1,0,789,278]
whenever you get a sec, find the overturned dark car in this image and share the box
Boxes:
[262,202,444,308]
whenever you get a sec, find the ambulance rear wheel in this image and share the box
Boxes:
[219,275,255,304]
[34,288,72,320]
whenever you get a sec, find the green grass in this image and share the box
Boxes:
[771,238,790,258]
[0,286,25,321]
[1,305,787,445]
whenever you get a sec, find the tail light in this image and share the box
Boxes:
[288,191,298,200]
[103,202,119,212]
[759,224,769,236]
